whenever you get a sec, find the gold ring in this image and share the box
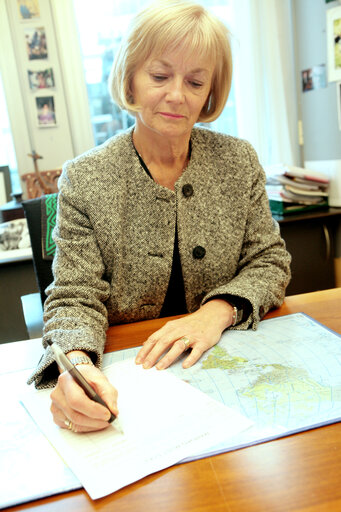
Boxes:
[180,336,190,350]
[64,419,73,431]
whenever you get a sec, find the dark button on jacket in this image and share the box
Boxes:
[182,184,194,197]
[192,246,206,259]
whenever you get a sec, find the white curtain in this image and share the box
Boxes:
[231,0,299,167]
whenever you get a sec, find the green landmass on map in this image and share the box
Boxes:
[202,345,248,370]
[201,345,341,425]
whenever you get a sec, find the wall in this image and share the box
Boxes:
[293,0,341,161]
[292,0,341,284]
[0,0,94,196]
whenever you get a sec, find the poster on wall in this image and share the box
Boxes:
[24,27,48,60]
[36,96,57,127]
[327,6,341,82]
[17,0,40,20]
[28,68,55,90]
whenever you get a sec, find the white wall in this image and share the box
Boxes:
[0,0,94,196]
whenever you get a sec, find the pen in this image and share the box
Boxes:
[47,340,116,423]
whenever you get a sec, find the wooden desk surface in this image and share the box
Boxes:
[6,288,341,512]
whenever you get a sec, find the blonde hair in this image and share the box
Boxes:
[109,0,232,122]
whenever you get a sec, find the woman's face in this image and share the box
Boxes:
[131,46,214,140]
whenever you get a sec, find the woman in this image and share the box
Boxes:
[28,0,291,433]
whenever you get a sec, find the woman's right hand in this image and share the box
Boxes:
[50,360,118,433]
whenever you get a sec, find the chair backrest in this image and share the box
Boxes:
[22,193,58,304]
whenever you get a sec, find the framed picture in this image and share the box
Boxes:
[337,82,341,131]
[24,27,48,60]
[327,6,341,82]
[301,65,326,92]
[28,68,55,90]
[35,96,57,127]
[17,0,40,20]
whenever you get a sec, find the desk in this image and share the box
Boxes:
[4,288,341,512]
[274,208,341,295]
[0,251,38,343]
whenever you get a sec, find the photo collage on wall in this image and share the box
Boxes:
[18,0,57,127]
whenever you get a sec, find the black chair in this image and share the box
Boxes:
[21,193,58,337]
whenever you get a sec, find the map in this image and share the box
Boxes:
[105,313,341,455]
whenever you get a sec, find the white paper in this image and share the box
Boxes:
[22,358,253,500]
[0,369,80,509]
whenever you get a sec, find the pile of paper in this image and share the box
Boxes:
[22,359,253,500]
[266,165,329,215]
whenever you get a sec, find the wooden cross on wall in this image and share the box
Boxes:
[27,150,54,195]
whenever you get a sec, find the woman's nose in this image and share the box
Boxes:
[165,78,185,103]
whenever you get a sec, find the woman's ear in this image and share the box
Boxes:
[201,91,213,118]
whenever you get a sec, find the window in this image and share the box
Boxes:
[73,0,237,146]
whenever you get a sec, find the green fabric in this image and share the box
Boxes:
[41,193,57,260]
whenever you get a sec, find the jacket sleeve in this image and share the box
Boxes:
[203,142,291,330]
[27,162,111,389]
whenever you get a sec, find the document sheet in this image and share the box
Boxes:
[0,370,79,510]
[22,359,253,500]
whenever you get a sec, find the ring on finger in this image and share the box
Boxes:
[179,336,190,351]
[64,418,76,432]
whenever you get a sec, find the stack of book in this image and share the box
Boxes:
[265,165,329,215]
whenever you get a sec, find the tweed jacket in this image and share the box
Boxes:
[28,126,291,388]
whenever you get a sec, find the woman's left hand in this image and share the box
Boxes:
[135,299,234,370]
